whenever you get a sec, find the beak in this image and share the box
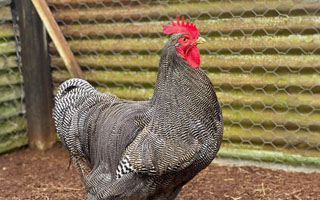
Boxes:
[195,37,206,45]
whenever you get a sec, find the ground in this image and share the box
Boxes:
[0,143,319,200]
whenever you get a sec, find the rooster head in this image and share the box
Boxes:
[162,15,206,68]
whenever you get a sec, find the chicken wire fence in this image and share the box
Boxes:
[47,0,320,168]
[0,0,27,153]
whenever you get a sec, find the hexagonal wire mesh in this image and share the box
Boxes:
[48,0,320,168]
[0,1,27,153]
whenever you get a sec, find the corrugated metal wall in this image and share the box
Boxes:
[0,0,27,153]
[48,0,320,167]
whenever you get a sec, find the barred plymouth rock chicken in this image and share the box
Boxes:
[53,16,223,200]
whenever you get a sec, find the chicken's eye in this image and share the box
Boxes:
[182,38,188,42]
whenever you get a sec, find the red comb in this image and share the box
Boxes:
[162,15,199,39]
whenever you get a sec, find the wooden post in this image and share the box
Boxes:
[31,0,84,79]
[15,0,56,150]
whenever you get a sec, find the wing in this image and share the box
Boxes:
[123,125,202,176]
[86,99,152,176]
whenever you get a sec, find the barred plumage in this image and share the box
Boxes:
[53,32,223,200]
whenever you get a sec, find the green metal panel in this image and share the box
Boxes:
[49,0,320,167]
[0,1,27,153]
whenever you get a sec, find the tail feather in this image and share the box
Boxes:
[53,79,95,153]
[53,78,104,177]
[53,78,119,179]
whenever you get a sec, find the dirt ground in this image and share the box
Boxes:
[0,143,319,200]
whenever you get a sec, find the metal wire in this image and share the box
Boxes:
[47,0,320,167]
[0,0,27,153]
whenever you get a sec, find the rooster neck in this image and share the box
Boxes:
[147,46,222,143]
[151,46,216,113]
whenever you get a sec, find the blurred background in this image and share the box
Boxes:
[1,0,320,171]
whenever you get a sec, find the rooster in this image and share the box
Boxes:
[53,15,223,200]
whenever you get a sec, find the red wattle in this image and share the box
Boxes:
[186,46,200,68]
